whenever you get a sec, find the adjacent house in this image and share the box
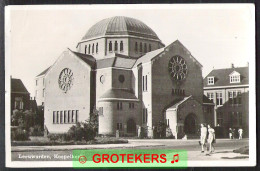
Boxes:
[203,64,249,137]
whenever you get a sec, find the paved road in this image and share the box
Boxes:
[12,139,249,161]
[128,138,248,151]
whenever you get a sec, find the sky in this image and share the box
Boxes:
[6,4,254,96]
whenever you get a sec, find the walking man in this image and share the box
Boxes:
[229,128,233,139]
[200,124,207,153]
[238,128,243,139]
[207,124,216,153]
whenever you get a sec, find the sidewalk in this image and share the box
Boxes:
[11,142,164,152]
[187,149,249,161]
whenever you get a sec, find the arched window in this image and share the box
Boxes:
[96,43,98,53]
[135,42,138,52]
[92,43,94,54]
[109,41,112,52]
[114,41,118,51]
[139,42,142,52]
[85,45,87,54]
[120,41,123,51]
[144,43,147,53]
[149,44,152,52]
[88,44,91,54]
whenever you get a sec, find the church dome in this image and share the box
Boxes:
[82,16,160,41]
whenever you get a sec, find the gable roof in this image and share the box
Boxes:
[96,53,137,69]
[166,96,192,111]
[70,50,96,68]
[36,66,51,77]
[11,78,29,94]
[132,40,203,68]
[204,66,249,88]
[133,48,164,68]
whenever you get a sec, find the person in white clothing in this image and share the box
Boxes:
[200,124,207,153]
[238,128,243,140]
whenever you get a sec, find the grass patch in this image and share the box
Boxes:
[12,136,128,146]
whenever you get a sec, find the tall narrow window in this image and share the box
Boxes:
[68,110,71,123]
[228,91,242,105]
[143,108,148,123]
[53,111,56,124]
[60,111,63,124]
[92,43,94,54]
[149,44,152,52]
[139,42,142,52]
[56,111,59,124]
[117,102,123,110]
[216,92,223,106]
[85,45,87,54]
[96,43,98,53]
[20,102,24,109]
[114,41,118,51]
[64,111,67,123]
[43,88,45,97]
[109,41,112,52]
[76,110,79,123]
[36,79,38,86]
[144,43,147,53]
[135,42,138,52]
[72,110,75,123]
[129,103,134,109]
[88,44,91,54]
[142,75,148,92]
[207,92,214,101]
[120,41,123,51]
[117,123,123,130]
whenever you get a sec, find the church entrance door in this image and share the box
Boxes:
[184,114,197,134]
[127,119,136,134]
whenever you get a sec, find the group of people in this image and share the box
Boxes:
[229,128,243,140]
[200,124,216,154]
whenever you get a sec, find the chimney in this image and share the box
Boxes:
[231,63,234,68]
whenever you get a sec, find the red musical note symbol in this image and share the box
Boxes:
[171,154,179,164]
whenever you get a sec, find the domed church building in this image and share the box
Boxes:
[39,16,206,138]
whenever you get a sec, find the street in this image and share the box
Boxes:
[11,139,249,161]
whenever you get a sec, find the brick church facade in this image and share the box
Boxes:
[36,16,209,138]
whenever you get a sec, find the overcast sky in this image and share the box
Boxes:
[7,4,254,96]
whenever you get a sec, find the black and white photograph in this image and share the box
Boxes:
[5,4,256,167]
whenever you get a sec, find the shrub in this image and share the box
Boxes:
[47,134,61,142]
[29,125,44,136]
[67,123,85,141]
[11,127,29,141]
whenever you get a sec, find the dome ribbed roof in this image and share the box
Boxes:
[82,16,160,41]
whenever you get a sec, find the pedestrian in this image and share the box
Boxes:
[238,128,243,140]
[200,124,207,153]
[137,126,141,138]
[207,124,216,153]
[229,128,233,139]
